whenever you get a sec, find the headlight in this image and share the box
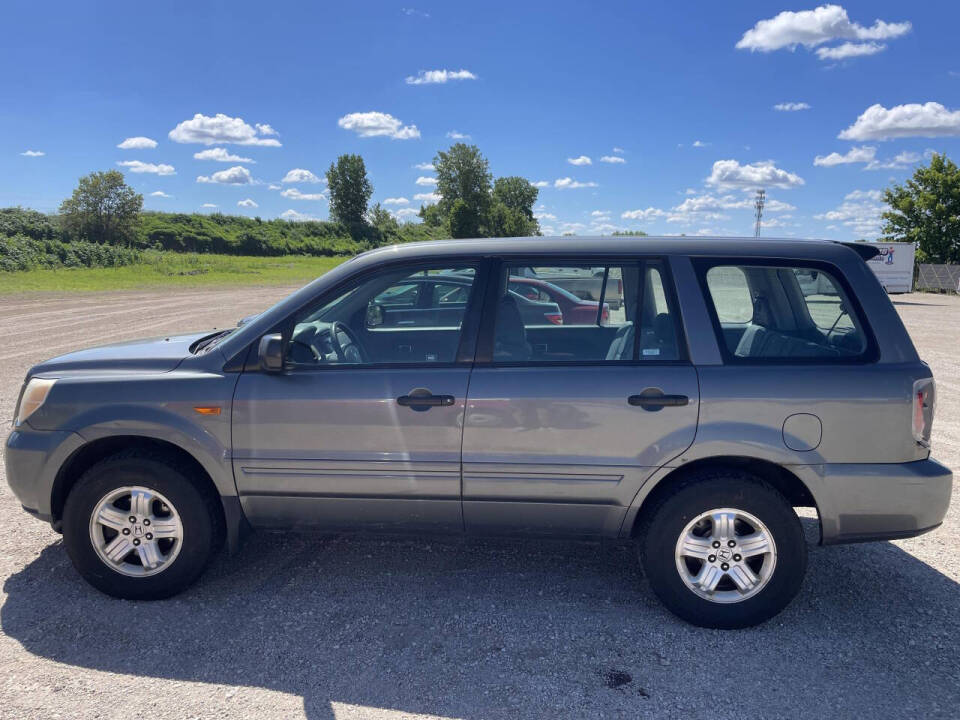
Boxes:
[14,378,56,427]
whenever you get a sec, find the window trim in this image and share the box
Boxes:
[474,255,691,368]
[692,257,880,365]
[264,257,491,373]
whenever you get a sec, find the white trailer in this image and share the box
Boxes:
[865,242,915,294]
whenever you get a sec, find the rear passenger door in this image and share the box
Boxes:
[460,258,700,536]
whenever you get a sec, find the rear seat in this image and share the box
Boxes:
[735,324,839,358]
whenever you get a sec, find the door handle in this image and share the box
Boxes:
[628,392,689,410]
[397,387,455,411]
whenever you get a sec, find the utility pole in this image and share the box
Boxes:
[754,189,765,237]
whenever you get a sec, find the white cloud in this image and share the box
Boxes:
[815,41,886,60]
[401,7,429,18]
[612,147,624,154]
[415,176,437,186]
[394,208,419,218]
[169,113,281,146]
[149,191,172,198]
[406,69,477,85]
[554,177,598,190]
[736,5,911,54]
[567,155,592,166]
[268,183,281,190]
[200,203,218,209]
[383,197,409,206]
[280,187,326,201]
[814,145,877,166]
[238,198,258,208]
[774,102,811,112]
[280,208,317,221]
[413,162,435,171]
[414,192,440,204]
[338,111,420,140]
[706,159,804,189]
[621,207,667,221]
[20,150,44,156]
[117,136,158,150]
[839,102,960,141]
[532,180,550,188]
[117,160,176,175]
[599,155,626,164]
[281,168,323,183]
[814,188,885,237]
[865,150,923,171]
[535,211,558,221]
[446,130,471,140]
[255,123,278,136]
[692,140,709,148]
[194,147,254,163]
[591,210,610,218]
[196,165,252,184]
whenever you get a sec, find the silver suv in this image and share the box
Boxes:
[5,237,952,628]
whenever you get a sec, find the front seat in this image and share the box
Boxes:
[493,294,532,361]
[605,322,634,360]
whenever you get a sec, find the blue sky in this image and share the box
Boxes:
[3,1,959,240]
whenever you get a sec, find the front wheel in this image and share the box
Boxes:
[639,471,807,629]
[62,451,219,600]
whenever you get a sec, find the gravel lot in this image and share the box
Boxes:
[0,287,957,719]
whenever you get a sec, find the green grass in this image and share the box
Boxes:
[0,251,348,293]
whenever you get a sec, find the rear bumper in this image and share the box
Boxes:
[4,427,86,524]
[807,458,953,545]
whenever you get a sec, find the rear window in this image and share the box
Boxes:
[702,263,871,362]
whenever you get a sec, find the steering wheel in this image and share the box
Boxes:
[327,321,367,364]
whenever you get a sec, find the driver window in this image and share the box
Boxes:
[286,265,477,367]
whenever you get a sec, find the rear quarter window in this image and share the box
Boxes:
[700,261,874,363]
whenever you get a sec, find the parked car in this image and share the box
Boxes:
[370,272,563,328]
[507,275,609,325]
[519,266,623,310]
[6,236,952,628]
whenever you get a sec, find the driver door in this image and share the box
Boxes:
[231,262,484,532]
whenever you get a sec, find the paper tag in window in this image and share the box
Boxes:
[425,353,438,361]
[642,348,660,356]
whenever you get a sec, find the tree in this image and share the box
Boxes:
[59,170,143,246]
[882,153,960,263]
[367,202,399,245]
[326,154,373,227]
[489,176,540,237]
[434,143,492,235]
[448,199,481,239]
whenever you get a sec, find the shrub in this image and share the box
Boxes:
[0,235,140,272]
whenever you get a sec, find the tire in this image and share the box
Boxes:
[638,470,807,629]
[62,450,219,600]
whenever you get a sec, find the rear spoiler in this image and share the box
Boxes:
[835,241,880,261]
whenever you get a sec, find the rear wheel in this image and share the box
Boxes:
[62,451,219,600]
[639,470,807,629]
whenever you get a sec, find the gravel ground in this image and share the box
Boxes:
[0,287,957,720]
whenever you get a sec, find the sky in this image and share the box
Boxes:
[2,1,960,241]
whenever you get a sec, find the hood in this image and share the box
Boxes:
[29,332,212,376]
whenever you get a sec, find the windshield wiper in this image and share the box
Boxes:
[192,329,233,354]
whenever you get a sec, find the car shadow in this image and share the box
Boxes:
[3,524,960,718]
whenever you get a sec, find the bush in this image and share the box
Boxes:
[0,235,140,272]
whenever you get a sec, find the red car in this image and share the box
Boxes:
[507,276,610,325]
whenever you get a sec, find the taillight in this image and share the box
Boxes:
[545,312,563,325]
[912,377,935,448]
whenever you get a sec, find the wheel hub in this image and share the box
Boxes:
[88,486,183,578]
[674,508,777,604]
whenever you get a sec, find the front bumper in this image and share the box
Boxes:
[805,458,953,545]
[4,427,86,524]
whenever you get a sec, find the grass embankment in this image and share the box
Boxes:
[0,251,346,293]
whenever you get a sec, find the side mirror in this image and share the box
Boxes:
[366,303,384,328]
[258,333,284,372]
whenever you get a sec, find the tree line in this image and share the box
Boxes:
[3,147,960,269]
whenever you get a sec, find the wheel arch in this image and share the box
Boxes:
[625,456,821,541]
[50,435,247,552]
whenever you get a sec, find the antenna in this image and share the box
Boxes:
[754,189,765,237]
